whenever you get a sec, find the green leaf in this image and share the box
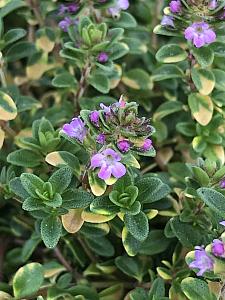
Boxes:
[48,167,72,194]
[139,230,170,255]
[136,177,170,203]
[114,12,137,28]
[0,90,17,121]
[188,93,213,126]
[41,215,62,248]
[154,101,183,121]
[88,72,110,93]
[212,69,225,91]
[122,69,153,90]
[192,47,214,67]
[110,42,129,60]
[191,68,215,95]
[122,227,142,256]
[156,44,188,63]
[153,25,182,37]
[129,288,148,300]
[90,196,119,215]
[210,42,225,58]
[85,236,115,257]
[9,177,30,199]
[20,173,44,198]
[181,277,216,300]
[6,41,36,62]
[124,212,149,241]
[21,234,41,262]
[52,72,78,88]
[148,278,165,300]
[63,189,94,209]
[3,28,26,47]
[170,217,203,247]
[191,166,210,186]
[197,188,225,218]
[22,197,45,211]
[7,149,42,167]
[13,262,44,299]
[115,256,144,282]
[151,65,184,81]
[0,0,26,18]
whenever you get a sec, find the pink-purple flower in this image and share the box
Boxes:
[189,246,214,276]
[141,138,152,151]
[169,0,182,13]
[62,117,87,142]
[208,0,217,10]
[117,140,130,153]
[58,17,73,32]
[58,3,79,15]
[220,179,225,188]
[96,133,106,144]
[109,0,129,16]
[91,148,126,180]
[97,52,109,63]
[90,111,99,126]
[161,15,175,28]
[184,22,216,48]
[212,239,225,257]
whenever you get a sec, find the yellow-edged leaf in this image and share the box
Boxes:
[188,93,213,126]
[0,127,5,149]
[81,210,116,223]
[62,208,84,233]
[0,91,17,121]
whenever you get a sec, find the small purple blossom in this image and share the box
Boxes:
[161,15,175,28]
[97,52,109,63]
[169,0,182,13]
[62,117,87,142]
[220,179,225,188]
[67,4,79,13]
[91,148,126,180]
[141,138,152,151]
[220,220,225,226]
[58,17,73,32]
[96,133,106,144]
[109,0,129,16]
[90,111,99,126]
[100,103,111,115]
[117,140,130,153]
[212,239,225,257]
[184,22,216,48]
[208,0,217,10]
[58,4,67,15]
[189,246,214,276]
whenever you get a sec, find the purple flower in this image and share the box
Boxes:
[58,17,73,32]
[58,4,67,15]
[189,246,214,276]
[96,133,106,144]
[90,111,99,126]
[91,148,126,180]
[208,0,217,9]
[212,239,225,257]
[220,220,225,226]
[67,4,79,13]
[220,179,225,188]
[117,140,130,153]
[100,103,111,115]
[161,15,175,28]
[184,22,216,48]
[97,52,108,63]
[62,117,87,142]
[169,0,182,13]
[141,138,152,151]
[109,0,129,16]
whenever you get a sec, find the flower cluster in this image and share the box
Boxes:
[58,2,79,32]
[108,0,129,16]
[61,97,155,193]
[188,227,225,276]
[160,0,224,48]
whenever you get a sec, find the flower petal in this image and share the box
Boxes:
[91,153,105,168]
[98,164,112,180]
[111,162,126,178]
